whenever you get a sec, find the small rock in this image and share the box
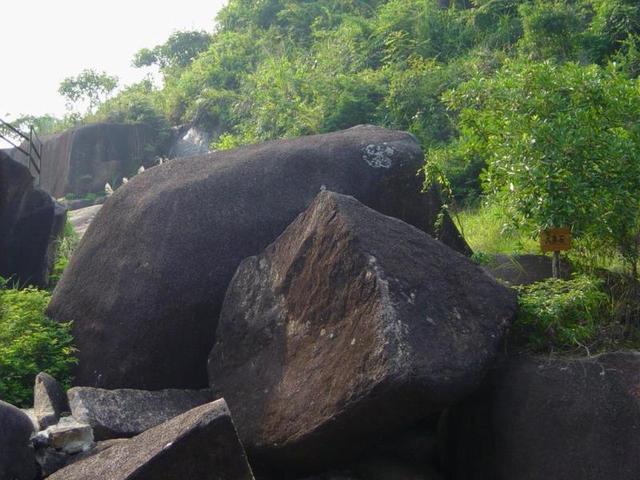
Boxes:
[68,386,213,440]
[34,372,70,429]
[0,400,37,480]
[43,417,94,454]
[48,399,255,480]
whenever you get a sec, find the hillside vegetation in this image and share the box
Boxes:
[9,0,640,354]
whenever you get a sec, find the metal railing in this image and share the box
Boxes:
[0,118,43,185]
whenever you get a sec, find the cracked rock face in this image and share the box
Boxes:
[40,417,95,454]
[208,191,516,474]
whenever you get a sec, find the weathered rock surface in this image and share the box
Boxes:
[168,124,212,158]
[0,400,37,480]
[39,416,94,454]
[0,150,66,287]
[34,372,70,429]
[483,254,571,286]
[35,438,128,478]
[445,353,640,480]
[68,204,102,238]
[48,399,255,480]
[10,122,160,197]
[48,125,469,390]
[68,386,214,440]
[208,191,516,473]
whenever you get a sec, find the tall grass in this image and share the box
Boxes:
[453,203,538,255]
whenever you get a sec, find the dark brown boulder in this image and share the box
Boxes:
[445,353,640,480]
[0,150,66,287]
[10,122,160,197]
[48,399,255,480]
[208,191,515,474]
[47,126,469,391]
[0,400,37,480]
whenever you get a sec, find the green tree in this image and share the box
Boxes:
[132,30,213,74]
[517,0,586,61]
[58,69,119,113]
[430,60,640,274]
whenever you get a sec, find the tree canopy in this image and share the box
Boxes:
[58,69,119,114]
[35,0,640,274]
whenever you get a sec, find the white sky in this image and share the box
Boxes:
[1,0,228,121]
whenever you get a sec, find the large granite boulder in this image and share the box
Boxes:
[68,386,213,439]
[47,125,469,391]
[208,191,516,473]
[10,122,160,197]
[0,400,37,480]
[48,399,255,480]
[0,150,66,287]
[445,353,640,480]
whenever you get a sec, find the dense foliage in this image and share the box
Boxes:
[0,280,76,407]
[514,275,609,352]
[32,0,640,158]
[16,0,634,281]
[59,69,119,114]
[7,0,640,364]
[433,60,640,272]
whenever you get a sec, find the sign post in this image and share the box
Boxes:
[540,227,572,278]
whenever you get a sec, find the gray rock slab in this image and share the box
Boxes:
[68,386,213,440]
[48,399,255,480]
[47,417,94,454]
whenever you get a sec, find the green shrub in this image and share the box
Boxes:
[0,284,76,407]
[49,220,80,289]
[514,275,609,352]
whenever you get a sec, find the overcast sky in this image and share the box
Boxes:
[1,0,227,121]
